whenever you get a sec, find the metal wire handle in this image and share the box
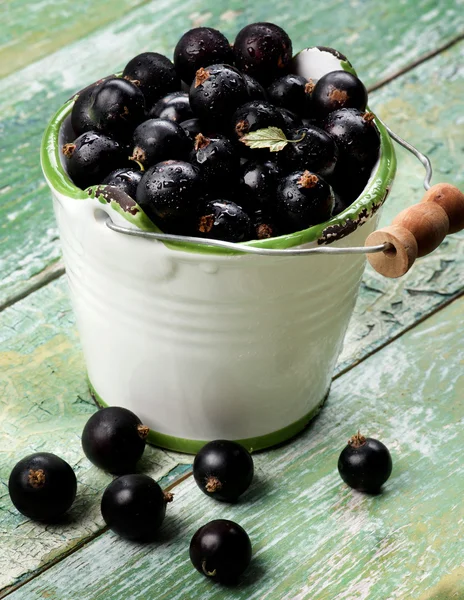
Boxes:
[105,126,433,256]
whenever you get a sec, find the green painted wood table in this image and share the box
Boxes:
[1,1,463,598]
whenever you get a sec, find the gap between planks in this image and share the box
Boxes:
[2,34,463,315]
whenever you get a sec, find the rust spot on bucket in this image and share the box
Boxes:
[91,185,140,216]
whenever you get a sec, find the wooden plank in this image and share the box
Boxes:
[1,1,464,305]
[7,295,464,600]
[0,0,146,78]
[0,278,188,594]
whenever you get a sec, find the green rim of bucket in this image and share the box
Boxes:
[41,92,396,256]
[88,379,328,454]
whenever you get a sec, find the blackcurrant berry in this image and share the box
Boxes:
[190,519,252,582]
[193,440,254,502]
[233,22,292,85]
[197,200,252,242]
[278,107,303,132]
[276,170,334,233]
[243,74,267,101]
[87,78,145,140]
[180,118,203,142]
[130,118,191,168]
[62,131,126,190]
[189,64,249,129]
[136,160,202,233]
[253,208,279,239]
[338,432,392,493]
[329,162,371,205]
[279,125,339,179]
[9,453,77,521]
[190,133,240,194]
[81,406,149,474]
[174,27,234,84]
[267,74,311,116]
[239,159,281,212]
[231,100,285,156]
[102,167,143,199]
[123,52,180,106]
[101,474,172,541]
[312,70,367,119]
[71,81,105,136]
[322,108,380,169]
[148,91,194,123]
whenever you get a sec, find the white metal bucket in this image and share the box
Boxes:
[41,49,396,453]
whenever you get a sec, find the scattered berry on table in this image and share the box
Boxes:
[233,22,293,85]
[102,167,143,199]
[136,160,203,233]
[190,519,252,582]
[62,131,126,190]
[311,70,367,119]
[122,52,180,107]
[196,200,252,242]
[275,170,334,233]
[130,118,191,169]
[193,440,254,502]
[174,27,234,85]
[81,406,149,474]
[148,91,194,123]
[9,453,77,521]
[101,474,173,541]
[338,432,393,493]
[189,64,249,129]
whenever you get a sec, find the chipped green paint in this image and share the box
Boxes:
[2,2,464,301]
[7,297,464,600]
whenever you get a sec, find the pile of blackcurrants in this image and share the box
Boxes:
[8,404,392,584]
[63,22,381,243]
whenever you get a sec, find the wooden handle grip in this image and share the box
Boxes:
[365,183,464,278]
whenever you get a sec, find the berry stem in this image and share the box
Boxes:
[348,431,367,448]
[202,560,217,577]
[163,492,174,503]
[137,424,149,440]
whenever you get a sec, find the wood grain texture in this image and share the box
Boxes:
[0,279,187,593]
[7,296,464,600]
[1,2,464,304]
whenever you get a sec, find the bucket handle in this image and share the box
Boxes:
[105,125,464,274]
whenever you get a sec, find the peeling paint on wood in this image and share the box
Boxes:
[6,297,464,600]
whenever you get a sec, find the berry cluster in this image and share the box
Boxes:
[63,23,380,242]
[8,403,392,583]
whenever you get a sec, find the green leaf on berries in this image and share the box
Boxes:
[240,127,306,152]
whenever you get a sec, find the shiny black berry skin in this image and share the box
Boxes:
[82,407,148,474]
[190,134,239,194]
[329,162,371,205]
[239,159,280,212]
[101,474,171,541]
[323,108,380,169]
[197,200,252,242]
[278,108,303,132]
[189,64,248,129]
[174,27,234,84]
[137,160,202,232]
[122,52,180,106]
[9,453,77,521]
[312,70,367,119]
[71,82,101,136]
[148,91,194,123]
[253,209,279,239]
[87,78,145,140]
[102,167,143,199]
[190,519,252,582]
[234,22,292,85]
[130,119,191,168]
[276,170,334,233]
[243,74,267,101]
[280,125,339,179]
[267,74,311,116]
[193,440,254,502]
[180,118,203,142]
[338,433,392,493]
[231,100,285,155]
[62,131,126,190]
